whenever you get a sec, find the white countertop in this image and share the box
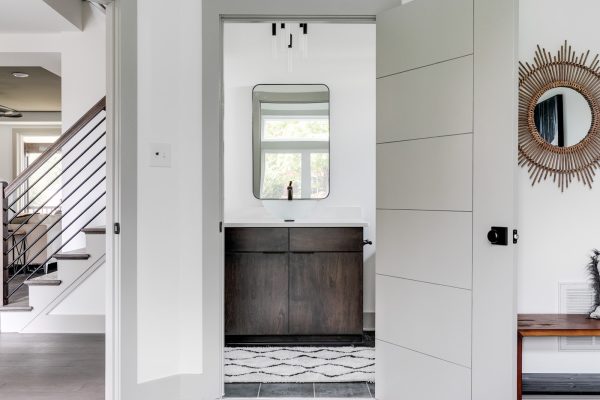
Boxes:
[223,219,368,228]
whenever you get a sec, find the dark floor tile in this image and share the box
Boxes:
[367,382,375,397]
[315,382,371,398]
[361,331,375,348]
[259,383,314,397]
[224,383,260,398]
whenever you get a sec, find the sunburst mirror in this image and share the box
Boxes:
[519,41,600,191]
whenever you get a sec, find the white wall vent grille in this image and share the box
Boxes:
[558,282,600,351]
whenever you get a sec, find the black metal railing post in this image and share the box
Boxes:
[2,181,8,306]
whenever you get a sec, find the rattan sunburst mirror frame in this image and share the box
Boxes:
[519,41,600,191]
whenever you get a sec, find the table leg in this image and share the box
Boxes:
[517,333,523,400]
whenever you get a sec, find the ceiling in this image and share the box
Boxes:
[0,0,79,33]
[0,67,61,112]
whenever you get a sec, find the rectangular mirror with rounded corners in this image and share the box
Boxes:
[253,84,330,200]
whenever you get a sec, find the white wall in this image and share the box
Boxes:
[137,0,203,383]
[0,121,62,182]
[519,0,600,373]
[0,5,105,138]
[223,22,377,316]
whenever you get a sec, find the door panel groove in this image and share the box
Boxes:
[377,56,473,143]
[376,338,472,370]
[377,134,473,211]
[376,273,472,292]
[376,52,474,80]
[377,276,472,367]
[377,131,473,145]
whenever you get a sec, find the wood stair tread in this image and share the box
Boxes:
[82,226,106,234]
[25,272,61,286]
[25,279,61,286]
[0,306,33,312]
[0,297,32,312]
[54,252,91,260]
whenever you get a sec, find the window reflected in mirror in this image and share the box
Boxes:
[253,84,330,199]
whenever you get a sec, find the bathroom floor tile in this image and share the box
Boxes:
[224,383,260,398]
[259,383,314,397]
[314,382,371,398]
[367,382,375,397]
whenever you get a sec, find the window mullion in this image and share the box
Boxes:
[301,151,311,198]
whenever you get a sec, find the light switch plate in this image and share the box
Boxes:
[150,143,171,167]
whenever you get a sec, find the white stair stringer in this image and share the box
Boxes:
[0,255,105,333]
[0,230,106,333]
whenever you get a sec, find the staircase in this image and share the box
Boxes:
[0,98,107,333]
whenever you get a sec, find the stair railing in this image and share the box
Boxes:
[2,97,107,305]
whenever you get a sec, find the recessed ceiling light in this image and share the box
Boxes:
[12,72,29,78]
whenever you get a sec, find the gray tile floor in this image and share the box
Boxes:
[224,382,375,398]
[0,333,105,400]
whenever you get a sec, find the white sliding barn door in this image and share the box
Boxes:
[375,0,518,399]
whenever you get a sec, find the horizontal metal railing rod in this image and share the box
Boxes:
[8,131,106,212]
[8,117,106,207]
[7,206,106,300]
[6,192,106,284]
[5,176,106,256]
[7,191,106,279]
[5,97,106,196]
[8,145,106,229]
[5,160,107,243]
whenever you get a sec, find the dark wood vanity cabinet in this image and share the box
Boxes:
[224,227,364,340]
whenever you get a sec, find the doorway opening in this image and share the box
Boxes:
[0,2,108,399]
[222,19,377,398]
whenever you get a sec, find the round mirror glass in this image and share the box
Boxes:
[534,87,592,147]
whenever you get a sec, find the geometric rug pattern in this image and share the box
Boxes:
[224,347,375,383]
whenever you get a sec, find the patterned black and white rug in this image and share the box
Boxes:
[224,347,375,383]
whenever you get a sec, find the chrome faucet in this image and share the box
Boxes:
[287,181,293,201]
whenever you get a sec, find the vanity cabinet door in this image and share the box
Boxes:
[225,252,288,335]
[289,252,363,335]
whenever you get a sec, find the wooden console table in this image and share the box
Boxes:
[518,314,600,400]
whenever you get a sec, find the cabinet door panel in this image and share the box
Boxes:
[225,253,288,335]
[289,252,363,335]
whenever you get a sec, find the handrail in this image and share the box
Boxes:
[5,97,106,196]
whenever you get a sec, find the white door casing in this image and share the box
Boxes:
[376,0,518,399]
